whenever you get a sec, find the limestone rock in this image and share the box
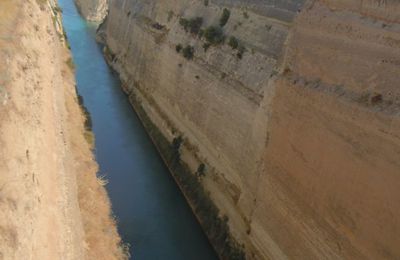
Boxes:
[91,0,400,258]
[75,0,108,22]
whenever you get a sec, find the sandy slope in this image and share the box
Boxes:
[0,0,124,259]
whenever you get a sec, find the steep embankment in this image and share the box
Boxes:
[94,0,400,259]
[0,0,124,259]
[75,0,108,22]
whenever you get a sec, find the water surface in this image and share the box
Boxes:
[58,1,218,259]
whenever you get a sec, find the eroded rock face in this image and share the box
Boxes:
[75,0,108,22]
[97,0,400,258]
[262,1,400,259]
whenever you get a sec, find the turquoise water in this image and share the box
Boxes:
[58,1,218,259]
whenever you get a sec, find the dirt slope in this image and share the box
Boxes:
[0,0,125,259]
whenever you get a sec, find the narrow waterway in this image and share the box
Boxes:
[58,1,218,259]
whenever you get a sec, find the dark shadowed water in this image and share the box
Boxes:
[58,1,218,259]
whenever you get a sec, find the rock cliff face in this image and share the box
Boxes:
[75,0,108,22]
[95,0,400,258]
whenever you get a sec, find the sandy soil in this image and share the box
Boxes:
[0,0,125,259]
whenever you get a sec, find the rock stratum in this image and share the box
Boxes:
[90,0,400,259]
[0,0,124,259]
[75,0,108,22]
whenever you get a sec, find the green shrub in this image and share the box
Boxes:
[66,57,75,71]
[179,18,189,31]
[176,44,183,53]
[104,46,116,62]
[77,94,93,131]
[228,36,239,49]
[237,45,246,59]
[190,17,204,35]
[198,29,204,39]
[196,163,206,177]
[179,17,203,35]
[203,43,211,52]
[182,45,195,60]
[152,22,165,30]
[172,136,183,151]
[204,0,209,6]
[204,26,225,45]
[54,6,62,13]
[220,8,231,27]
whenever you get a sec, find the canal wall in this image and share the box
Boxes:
[75,0,108,22]
[0,0,125,259]
[91,0,400,259]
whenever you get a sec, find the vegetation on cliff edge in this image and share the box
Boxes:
[220,8,231,27]
[178,9,246,59]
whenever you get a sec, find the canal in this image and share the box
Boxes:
[58,1,218,259]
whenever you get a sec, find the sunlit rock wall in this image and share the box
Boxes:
[99,0,400,258]
[75,0,108,22]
